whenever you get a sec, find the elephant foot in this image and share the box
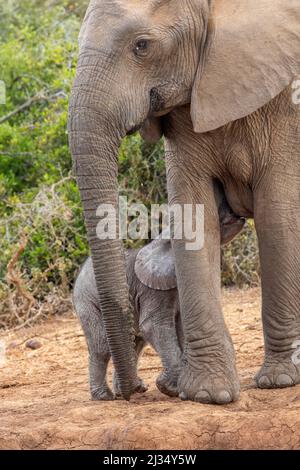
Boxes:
[91,386,115,401]
[178,361,240,405]
[133,377,148,394]
[256,355,300,389]
[113,375,148,398]
[156,370,180,397]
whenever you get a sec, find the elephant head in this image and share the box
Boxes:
[68,0,300,399]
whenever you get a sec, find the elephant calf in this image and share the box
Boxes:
[73,195,244,400]
[74,240,181,400]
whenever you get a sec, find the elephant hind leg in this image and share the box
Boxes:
[75,298,115,401]
[89,351,114,401]
[254,183,300,389]
[140,310,182,398]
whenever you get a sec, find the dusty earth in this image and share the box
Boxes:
[1,288,300,450]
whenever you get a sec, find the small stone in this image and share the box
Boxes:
[25,339,42,350]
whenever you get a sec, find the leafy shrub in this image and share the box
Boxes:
[0,0,82,211]
[0,177,86,329]
[221,220,260,288]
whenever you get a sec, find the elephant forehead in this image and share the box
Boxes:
[117,0,178,28]
[84,0,151,27]
[117,0,173,15]
[80,0,178,49]
[80,1,149,50]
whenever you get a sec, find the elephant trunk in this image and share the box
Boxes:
[68,53,136,400]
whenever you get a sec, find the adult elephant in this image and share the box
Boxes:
[68,0,300,403]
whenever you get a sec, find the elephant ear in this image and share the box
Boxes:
[140,117,162,144]
[191,0,300,133]
[134,239,177,291]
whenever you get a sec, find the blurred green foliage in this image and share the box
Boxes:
[0,0,82,206]
[0,1,259,328]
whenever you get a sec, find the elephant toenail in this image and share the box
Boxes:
[194,391,211,404]
[179,392,188,401]
[258,375,272,388]
[215,390,232,404]
[276,374,293,387]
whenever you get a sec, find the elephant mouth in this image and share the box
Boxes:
[150,87,165,113]
[126,87,169,136]
[126,87,175,136]
[126,109,173,137]
[126,119,147,136]
[126,124,142,136]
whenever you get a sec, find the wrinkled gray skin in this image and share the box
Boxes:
[68,0,300,403]
[74,246,182,400]
[74,199,244,400]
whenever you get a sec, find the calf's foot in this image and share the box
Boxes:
[156,369,180,397]
[91,385,114,401]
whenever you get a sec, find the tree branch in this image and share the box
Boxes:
[0,90,66,125]
[0,152,33,157]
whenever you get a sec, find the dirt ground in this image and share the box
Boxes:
[1,287,300,450]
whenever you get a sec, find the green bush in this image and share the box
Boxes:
[0,0,82,210]
[0,1,260,329]
[221,220,260,288]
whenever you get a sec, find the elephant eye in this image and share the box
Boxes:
[134,39,149,56]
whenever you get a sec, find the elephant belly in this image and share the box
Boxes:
[224,180,254,219]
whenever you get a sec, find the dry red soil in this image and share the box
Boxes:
[1,288,300,450]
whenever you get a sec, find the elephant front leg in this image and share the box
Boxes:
[168,176,240,404]
[255,188,300,389]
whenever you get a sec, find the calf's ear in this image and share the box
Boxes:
[134,240,177,291]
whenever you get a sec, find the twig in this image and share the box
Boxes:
[0,152,33,157]
[0,90,66,125]
[6,291,22,324]
[6,234,35,315]
[50,175,74,194]
[0,93,47,124]
[11,304,46,332]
